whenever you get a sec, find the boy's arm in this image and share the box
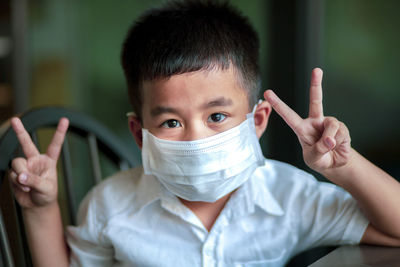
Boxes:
[8,117,70,266]
[22,203,69,267]
[264,68,400,246]
[324,149,400,246]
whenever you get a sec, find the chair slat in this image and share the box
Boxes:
[14,204,32,267]
[87,134,102,184]
[0,210,14,267]
[61,138,77,225]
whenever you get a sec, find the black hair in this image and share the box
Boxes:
[121,0,261,119]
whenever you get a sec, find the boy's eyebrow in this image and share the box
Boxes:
[150,106,179,117]
[201,97,233,109]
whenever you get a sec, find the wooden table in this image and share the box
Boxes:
[309,245,400,267]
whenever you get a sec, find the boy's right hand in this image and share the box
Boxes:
[8,117,69,210]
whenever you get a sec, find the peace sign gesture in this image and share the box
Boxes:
[264,68,352,175]
[8,117,69,209]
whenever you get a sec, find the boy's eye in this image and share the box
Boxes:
[208,113,226,123]
[161,119,182,128]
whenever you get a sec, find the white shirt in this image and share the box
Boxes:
[66,159,369,267]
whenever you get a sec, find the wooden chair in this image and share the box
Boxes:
[0,107,140,267]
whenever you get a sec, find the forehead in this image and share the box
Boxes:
[141,67,249,113]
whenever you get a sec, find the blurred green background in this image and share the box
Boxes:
[0,0,399,179]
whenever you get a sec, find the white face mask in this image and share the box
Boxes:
[141,107,264,202]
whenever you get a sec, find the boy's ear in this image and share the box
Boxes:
[128,116,143,149]
[254,100,271,139]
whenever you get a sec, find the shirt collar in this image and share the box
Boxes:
[237,168,285,217]
[133,170,164,208]
[134,166,284,218]
[135,171,199,220]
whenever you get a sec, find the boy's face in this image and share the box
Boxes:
[140,66,251,141]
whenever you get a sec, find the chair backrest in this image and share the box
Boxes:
[0,107,140,267]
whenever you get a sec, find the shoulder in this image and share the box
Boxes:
[253,159,367,248]
[255,159,318,189]
[254,159,348,204]
[94,167,144,200]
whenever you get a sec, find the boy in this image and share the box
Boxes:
[8,0,400,266]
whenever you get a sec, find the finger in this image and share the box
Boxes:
[11,157,28,175]
[8,170,18,183]
[264,90,303,135]
[8,170,31,192]
[12,158,49,191]
[11,182,31,193]
[16,172,43,190]
[21,186,31,192]
[308,68,324,118]
[315,117,340,154]
[11,117,40,158]
[19,183,31,192]
[46,117,69,160]
[335,122,351,148]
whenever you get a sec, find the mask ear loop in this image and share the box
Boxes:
[126,111,136,117]
[247,99,263,120]
[251,99,263,114]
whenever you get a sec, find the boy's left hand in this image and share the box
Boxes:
[264,68,352,175]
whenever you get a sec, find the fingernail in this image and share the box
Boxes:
[19,173,28,183]
[22,186,31,192]
[324,138,335,150]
